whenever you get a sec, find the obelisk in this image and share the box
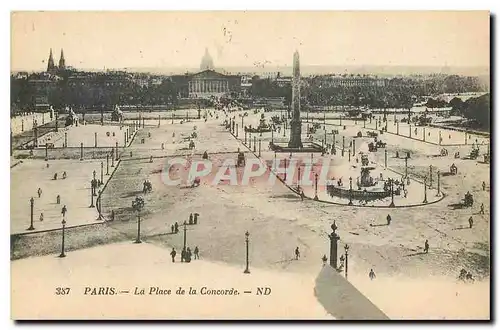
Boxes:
[288,50,303,148]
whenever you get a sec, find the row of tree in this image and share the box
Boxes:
[449,94,490,129]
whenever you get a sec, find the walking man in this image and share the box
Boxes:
[56,194,61,204]
[39,212,44,222]
[482,181,486,191]
[170,248,176,263]
[189,213,193,225]
[386,214,392,226]
[322,255,328,267]
[194,246,200,260]
[424,239,429,254]
[295,247,300,260]
[174,222,179,234]
[469,216,474,229]
[480,203,485,215]
[369,269,376,280]
[37,187,42,198]
[171,225,174,234]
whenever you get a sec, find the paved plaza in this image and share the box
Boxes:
[10,107,491,319]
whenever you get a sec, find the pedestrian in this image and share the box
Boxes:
[295,247,300,260]
[186,248,192,263]
[194,246,199,260]
[482,181,486,191]
[322,254,328,267]
[194,213,199,224]
[53,173,58,180]
[171,225,174,234]
[469,216,474,228]
[61,205,68,218]
[56,194,61,204]
[300,190,304,201]
[181,248,186,262]
[369,269,376,280]
[424,239,429,253]
[174,222,179,234]
[480,203,485,215]
[39,212,44,222]
[170,248,176,263]
[37,187,42,198]
[62,171,67,179]
[386,214,392,225]
[111,210,115,221]
[189,213,193,225]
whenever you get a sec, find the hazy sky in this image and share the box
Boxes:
[11,11,490,71]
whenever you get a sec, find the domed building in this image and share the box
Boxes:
[171,47,241,99]
[200,47,215,71]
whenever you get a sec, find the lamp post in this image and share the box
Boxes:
[28,197,35,231]
[253,136,256,153]
[389,178,395,207]
[100,161,104,183]
[244,231,250,274]
[297,166,301,191]
[132,196,145,244]
[405,156,408,178]
[249,132,252,149]
[348,177,353,206]
[314,172,319,200]
[97,189,103,220]
[89,180,95,208]
[329,221,340,269]
[80,142,84,161]
[284,158,287,181]
[429,165,433,188]
[423,176,428,204]
[397,122,399,135]
[59,218,67,258]
[342,136,345,157]
[183,221,187,250]
[436,171,441,196]
[106,154,109,175]
[384,149,388,168]
[245,131,247,145]
[115,142,119,161]
[94,132,98,148]
[344,244,349,280]
[258,138,261,157]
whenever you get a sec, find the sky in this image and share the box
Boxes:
[10,11,490,71]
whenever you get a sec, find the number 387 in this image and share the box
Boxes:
[55,287,70,295]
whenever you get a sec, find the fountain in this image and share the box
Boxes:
[245,113,272,133]
[326,152,392,202]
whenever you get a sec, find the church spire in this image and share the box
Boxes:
[47,48,56,73]
[58,49,66,70]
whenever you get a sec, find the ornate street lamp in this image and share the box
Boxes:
[389,178,395,207]
[59,217,67,258]
[132,196,145,243]
[314,172,319,200]
[344,244,349,280]
[348,177,353,206]
[423,176,428,204]
[183,220,188,250]
[28,197,35,231]
[244,231,250,274]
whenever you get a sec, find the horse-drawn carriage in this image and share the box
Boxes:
[469,146,480,160]
[143,180,153,193]
[368,142,378,152]
[375,140,386,148]
[236,151,246,167]
[366,131,378,138]
[450,163,458,175]
[463,191,474,207]
[440,148,448,156]
[189,141,196,150]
